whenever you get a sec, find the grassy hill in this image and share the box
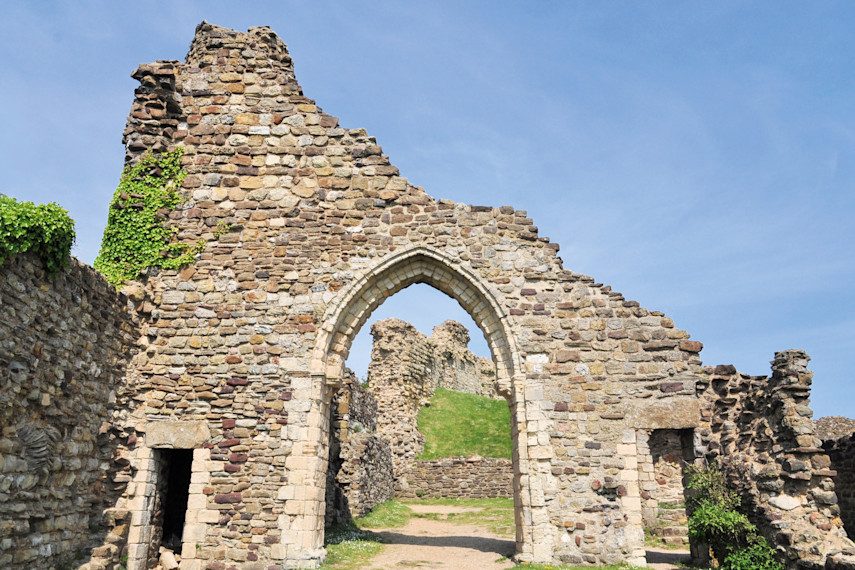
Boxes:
[417,388,512,459]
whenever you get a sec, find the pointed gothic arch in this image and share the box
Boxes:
[307,245,536,560]
[312,246,521,391]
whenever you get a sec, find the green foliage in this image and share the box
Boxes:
[94,148,203,287]
[0,195,75,276]
[688,500,754,552]
[686,462,782,570]
[417,388,512,459]
[722,536,784,570]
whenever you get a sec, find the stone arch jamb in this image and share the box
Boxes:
[279,246,537,566]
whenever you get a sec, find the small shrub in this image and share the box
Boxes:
[722,536,784,570]
[686,462,782,570]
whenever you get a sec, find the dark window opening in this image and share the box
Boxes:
[160,448,193,549]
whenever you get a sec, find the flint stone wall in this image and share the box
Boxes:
[698,351,855,569]
[326,375,393,524]
[819,420,855,540]
[0,253,138,570]
[397,456,513,499]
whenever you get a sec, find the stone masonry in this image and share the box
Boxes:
[325,373,393,525]
[637,429,692,546]
[427,320,499,398]
[396,456,513,500]
[0,253,138,569]
[105,22,709,568]
[365,318,500,492]
[818,419,855,540]
[697,352,855,569]
[3,21,855,570]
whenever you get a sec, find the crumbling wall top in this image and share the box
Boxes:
[186,22,295,76]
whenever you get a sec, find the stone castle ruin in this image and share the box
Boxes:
[3,22,855,569]
[325,318,510,526]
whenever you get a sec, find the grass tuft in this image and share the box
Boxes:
[321,524,383,570]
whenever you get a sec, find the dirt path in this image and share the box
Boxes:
[365,504,515,570]
[646,547,692,570]
[363,505,690,569]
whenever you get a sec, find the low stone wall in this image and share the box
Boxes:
[335,431,394,518]
[698,351,855,568]
[0,253,138,569]
[396,456,513,499]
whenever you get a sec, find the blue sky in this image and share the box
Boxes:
[2,2,853,417]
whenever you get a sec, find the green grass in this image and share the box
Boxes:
[322,501,414,569]
[417,388,512,459]
[402,497,516,537]
[324,498,656,569]
[321,524,383,570]
[354,500,413,529]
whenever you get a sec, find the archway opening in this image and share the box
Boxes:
[314,250,530,564]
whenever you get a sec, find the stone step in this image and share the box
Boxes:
[656,507,687,524]
[652,525,689,538]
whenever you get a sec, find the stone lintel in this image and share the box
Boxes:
[144,420,211,448]
[623,396,700,429]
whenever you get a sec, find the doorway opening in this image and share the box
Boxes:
[157,448,193,551]
[638,428,694,548]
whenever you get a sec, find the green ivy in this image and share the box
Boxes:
[94,148,204,287]
[0,195,76,276]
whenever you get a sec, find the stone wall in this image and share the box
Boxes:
[326,375,393,524]
[0,253,138,569]
[698,351,855,569]
[397,457,513,500]
[428,320,498,398]
[366,318,500,490]
[98,22,710,568]
[366,319,432,486]
[818,419,855,540]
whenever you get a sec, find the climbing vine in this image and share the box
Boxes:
[94,148,204,287]
[0,195,76,276]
